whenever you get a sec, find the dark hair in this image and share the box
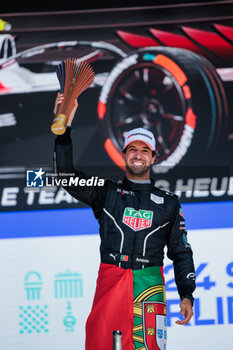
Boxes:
[123,145,157,159]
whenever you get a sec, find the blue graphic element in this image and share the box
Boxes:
[19,305,49,334]
[227,297,233,324]
[194,298,215,325]
[195,263,216,290]
[0,208,98,239]
[157,329,163,339]
[26,169,45,187]
[166,297,233,326]
[165,262,216,292]
[226,262,233,288]
[143,53,156,61]
[0,201,233,239]
[54,271,83,299]
[217,297,224,324]
[63,301,76,332]
[24,271,43,301]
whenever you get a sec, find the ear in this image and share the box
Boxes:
[151,153,156,165]
[121,151,126,162]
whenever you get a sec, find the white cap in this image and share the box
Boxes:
[123,128,156,151]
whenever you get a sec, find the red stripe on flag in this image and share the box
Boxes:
[85,263,134,350]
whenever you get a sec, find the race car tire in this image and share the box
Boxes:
[97,47,228,171]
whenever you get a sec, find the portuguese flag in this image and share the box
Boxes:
[85,263,167,350]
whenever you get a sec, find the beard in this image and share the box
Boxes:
[125,162,151,177]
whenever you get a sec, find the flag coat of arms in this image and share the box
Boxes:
[142,301,167,350]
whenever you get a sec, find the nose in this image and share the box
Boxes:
[135,150,142,159]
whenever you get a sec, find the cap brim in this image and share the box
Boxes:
[123,139,154,151]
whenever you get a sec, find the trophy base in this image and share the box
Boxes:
[51,114,68,135]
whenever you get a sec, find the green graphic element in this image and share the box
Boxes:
[183,232,188,245]
[63,301,76,332]
[19,305,49,334]
[24,271,43,301]
[133,267,166,349]
[124,208,153,220]
[54,270,83,299]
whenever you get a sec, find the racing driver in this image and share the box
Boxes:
[53,94,196,350]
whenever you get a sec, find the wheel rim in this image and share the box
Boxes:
[105,62,187,163]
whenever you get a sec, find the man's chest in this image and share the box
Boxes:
[104,188,170,231]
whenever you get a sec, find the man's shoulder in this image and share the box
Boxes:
[152,186,179,201]
[104,178,118,189]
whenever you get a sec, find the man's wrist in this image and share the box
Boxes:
[55,126,72,145]
[181,295,194,306]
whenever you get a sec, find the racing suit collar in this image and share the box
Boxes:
[122,176,155,191]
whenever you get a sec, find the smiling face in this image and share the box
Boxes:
[122,141,156,180]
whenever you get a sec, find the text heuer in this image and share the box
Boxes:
[123,208,153,231]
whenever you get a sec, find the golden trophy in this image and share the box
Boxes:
[51,58,95,135]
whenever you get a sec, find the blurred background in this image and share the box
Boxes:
[0,1,233,349]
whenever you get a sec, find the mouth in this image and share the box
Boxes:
[131,161,145,167]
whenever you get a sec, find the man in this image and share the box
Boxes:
[53,94,195,350]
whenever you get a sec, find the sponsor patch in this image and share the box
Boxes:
[187,272,196,280]
[120,255,129,262]
[183,232,188,245]
[150,193,164,204]
[117,188,134,196]
[179,208,184,218]
[123,207,153,231]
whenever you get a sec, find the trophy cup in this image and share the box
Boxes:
[51,58,95,135]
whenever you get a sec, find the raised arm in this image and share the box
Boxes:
[53,94,107,218]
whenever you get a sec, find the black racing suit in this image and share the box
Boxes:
[54,127,195,303]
